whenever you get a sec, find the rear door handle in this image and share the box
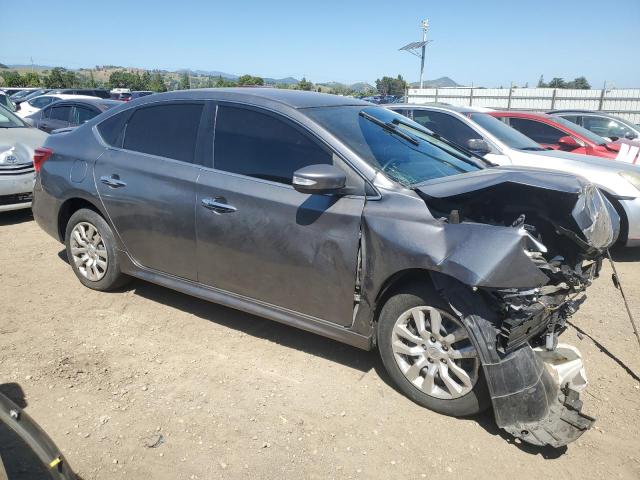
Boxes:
[100,175,127,188]
[201,197,237,214]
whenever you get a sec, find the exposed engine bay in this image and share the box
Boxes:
[412,168,620,447]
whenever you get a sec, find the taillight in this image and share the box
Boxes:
[33,147,53,172]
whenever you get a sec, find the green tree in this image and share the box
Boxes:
[547,77,566,89]
[537,75,546,88]
[149,73,167,92]
[0,71,23,87]
[179,72,190,90]
[566,76,591,89]
[238,74,264,86]
[141,71,152,90]
[375,75,407,96]
[297,77,313,91]
[43,67,78,88]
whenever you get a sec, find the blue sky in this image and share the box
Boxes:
[2,0,639,87]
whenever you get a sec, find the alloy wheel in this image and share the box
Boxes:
[391,306,480,400]
[70,221,108,281]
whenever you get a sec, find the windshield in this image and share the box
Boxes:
[552,115,609,145]
[305,106,482,187]
[0,105,27,128]
[469,113,545,151]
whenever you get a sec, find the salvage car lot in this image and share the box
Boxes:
[1,209,639,479]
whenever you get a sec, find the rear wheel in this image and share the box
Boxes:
[377,285,489,416]
[65,208,130,291]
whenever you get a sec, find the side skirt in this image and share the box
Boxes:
[119,251,373,351]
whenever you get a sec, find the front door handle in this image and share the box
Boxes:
[100,175,127,188]
[201,197,237,214]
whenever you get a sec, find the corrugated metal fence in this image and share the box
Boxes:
[407,88,640,124]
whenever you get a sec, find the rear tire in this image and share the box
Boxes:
[377,284,490,417]
[65,208,130,291]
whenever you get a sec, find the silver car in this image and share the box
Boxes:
[388,104,640,247]
[0,105,48,212]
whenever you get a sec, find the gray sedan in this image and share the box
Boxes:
[32,89,618,447]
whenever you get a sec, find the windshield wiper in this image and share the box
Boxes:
[519,146,545,151]
[359,111,419,146]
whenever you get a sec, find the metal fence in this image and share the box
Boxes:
[407,87,640,124]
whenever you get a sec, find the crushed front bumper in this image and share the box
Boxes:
[490,344,594,447]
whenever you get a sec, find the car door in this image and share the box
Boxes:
[196,104,366,325]
[506,117,580,151]
[39,104,72,132]
[94,101,209,280]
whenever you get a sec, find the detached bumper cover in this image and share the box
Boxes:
[0,390,76,479]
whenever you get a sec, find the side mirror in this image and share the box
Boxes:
[558,135,580,150]
[292,164,346,195]
[624,131,637,140]
[465,138,491,155]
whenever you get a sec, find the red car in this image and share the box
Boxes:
[489,111,622,160]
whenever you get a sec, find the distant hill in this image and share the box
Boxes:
[264,77,299,85]
[410,76,460,88]
[317,81,375,93]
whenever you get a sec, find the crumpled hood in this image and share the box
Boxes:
[0,127,48,165]
[415,166,620,252]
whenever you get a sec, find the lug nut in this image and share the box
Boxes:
[442,345,448,351]
[427,357,433,363]
[430,336,436,343]
[440,358,447,364]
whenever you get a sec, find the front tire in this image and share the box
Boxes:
[377,284,489,417]
[65,208,130,291]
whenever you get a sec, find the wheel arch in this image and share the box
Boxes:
[373,268,441,327]
[57,196,105,242]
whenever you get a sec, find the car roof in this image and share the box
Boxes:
[130,88,371,110]
[44,94,100,101]
[56,98,121,107]
[490,111,556,120]
[548,110,599,114]
[386,103,481,114]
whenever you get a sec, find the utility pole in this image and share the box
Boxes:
[399,19,433,90]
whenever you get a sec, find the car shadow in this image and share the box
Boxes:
[0,209,33,227]
[56,249,574,455]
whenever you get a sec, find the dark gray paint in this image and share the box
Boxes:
[32,88,618,447]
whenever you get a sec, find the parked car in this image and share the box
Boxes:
[46,88,111,99]
[24,98,120,133]
[488,111,626,159]
[9,88,39,101]
[387,104,640,247]
[0,91,16,112]
[549,110,640,142]
[1,87,37,97]
[33,89,619,447]
[0,105,48,212]
[12,88,52,106]
[112,91,153,102]
[17,94,96,118]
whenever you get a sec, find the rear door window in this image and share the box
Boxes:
[213,105,332,185]
[49,105,72,122]
[123,102,204,163]
[507,118,568,145]
[73,106,98,125]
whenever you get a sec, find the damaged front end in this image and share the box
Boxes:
[416,168,619,447]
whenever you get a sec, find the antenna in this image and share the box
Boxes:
[399,19,433,89]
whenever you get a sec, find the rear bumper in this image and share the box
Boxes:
[620,197,640,247]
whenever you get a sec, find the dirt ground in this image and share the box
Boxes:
[1,209,639,480]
